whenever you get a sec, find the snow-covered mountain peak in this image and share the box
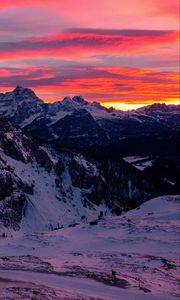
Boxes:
[12,86,39,100]
[61,96,80,111]
[0,86,45,125]
[72,95,87,105]
[1,86,43,105]
[136,103,180,114]
[62,96,72,103]
[89,101,105,110]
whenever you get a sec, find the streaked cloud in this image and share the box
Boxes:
[0,0,179,105]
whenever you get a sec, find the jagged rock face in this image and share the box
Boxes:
[69,158,98,189]
[0,117,52,169]
[0,159,29,231]
[0,166,14,200]
[68,157,106,206]
[0,117,53,231]
[0,117,32,162]
[0,116,168,232]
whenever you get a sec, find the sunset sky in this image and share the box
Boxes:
[0,0,179,110]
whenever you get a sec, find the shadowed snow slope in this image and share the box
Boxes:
[0,195,179,299]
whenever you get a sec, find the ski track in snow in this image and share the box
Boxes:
[0,195,179,299]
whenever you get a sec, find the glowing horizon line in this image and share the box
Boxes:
[101,100,180,111]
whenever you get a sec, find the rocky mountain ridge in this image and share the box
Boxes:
[0,87,179,150]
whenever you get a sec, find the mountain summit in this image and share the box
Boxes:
[0,86,44,125]
[13,86,38,98]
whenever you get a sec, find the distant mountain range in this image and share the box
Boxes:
[0,86,179,152]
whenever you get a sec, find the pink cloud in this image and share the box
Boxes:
[0,0,179,105]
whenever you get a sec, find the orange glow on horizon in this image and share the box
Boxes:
[0,85,179,111]
[101,99,180,111]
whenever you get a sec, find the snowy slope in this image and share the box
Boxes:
[0,116,110,234]
[0,147,109,234]
[0,195,179,299]
[123,156,154,171]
